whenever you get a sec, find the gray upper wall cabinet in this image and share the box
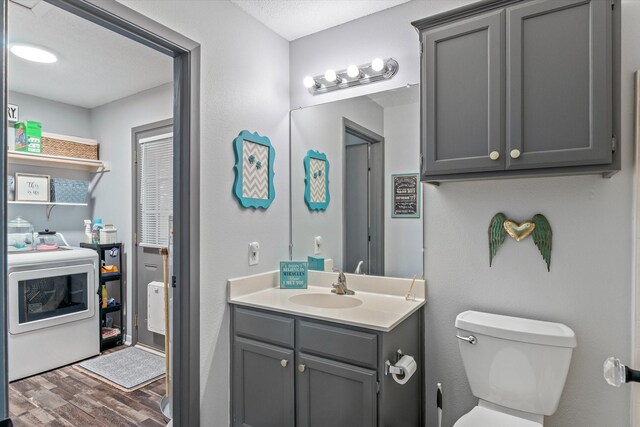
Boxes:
[423,10,504,175]
[413,0,620,183]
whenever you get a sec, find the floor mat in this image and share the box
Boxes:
[74,346,165,392]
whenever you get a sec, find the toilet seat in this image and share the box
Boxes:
[454,406,543,427]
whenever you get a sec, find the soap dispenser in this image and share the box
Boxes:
[83,219,92,244]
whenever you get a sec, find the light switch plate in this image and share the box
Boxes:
[249,242,260,265]
[314,236,323,255]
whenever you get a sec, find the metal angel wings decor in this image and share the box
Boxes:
[489,213,552,271]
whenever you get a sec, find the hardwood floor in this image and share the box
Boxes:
[9,346,167,427]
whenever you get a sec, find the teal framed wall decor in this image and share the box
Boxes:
[391,173,420,218]
[304,150,330,211]
[233,130,276,209]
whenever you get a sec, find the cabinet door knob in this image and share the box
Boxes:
[281,359,288,368]
[489,151,500,161]
[298,364,306,373]
[510,149,521,159]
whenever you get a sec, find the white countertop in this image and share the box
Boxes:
[228,270,426,332]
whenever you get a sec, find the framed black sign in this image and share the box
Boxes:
[392,173,420,218]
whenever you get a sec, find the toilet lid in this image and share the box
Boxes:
[454,406,542,427]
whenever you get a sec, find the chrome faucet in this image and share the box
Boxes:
[331,271,355,295]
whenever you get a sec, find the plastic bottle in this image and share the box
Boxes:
[92,218,104,244]
[83,220,92,244]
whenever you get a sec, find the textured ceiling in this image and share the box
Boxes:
[8,0,173,109]
[229,0,412,41]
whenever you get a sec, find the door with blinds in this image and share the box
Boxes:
[134,120,173,352]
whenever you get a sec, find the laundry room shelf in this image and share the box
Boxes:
[81,242,124,351]
[100,272,122,282]
[8,201,88,206]
[101,303,122,314]
[8,151,107,172]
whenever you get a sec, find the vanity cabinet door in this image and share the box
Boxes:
[233,337,295,427]
[422,9,504,175]
[505,0,612,169]
[296,353,377,427]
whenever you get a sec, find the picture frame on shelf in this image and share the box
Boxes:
[15,173,50,202]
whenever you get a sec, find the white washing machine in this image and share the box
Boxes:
[7,247,100,381]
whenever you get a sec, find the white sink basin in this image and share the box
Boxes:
[288,293,363,309]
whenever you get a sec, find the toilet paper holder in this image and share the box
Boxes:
[385,349,408,376]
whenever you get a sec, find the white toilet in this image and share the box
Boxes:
[454,310,577,426]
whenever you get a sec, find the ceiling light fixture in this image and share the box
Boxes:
[304,58,399,96]
[10,44,57,63]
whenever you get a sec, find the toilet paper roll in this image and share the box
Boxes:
[392,355,417,385]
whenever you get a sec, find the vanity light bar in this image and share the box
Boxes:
[304,58,399,95]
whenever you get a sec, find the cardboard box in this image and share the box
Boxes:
[15,121,42,154]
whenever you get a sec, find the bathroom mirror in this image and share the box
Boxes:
[290,85,423,278]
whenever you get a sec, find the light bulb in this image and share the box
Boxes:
[303,76,316,88]
[371,58,385,72]
[324,69,337,83]
[347,65,360,78]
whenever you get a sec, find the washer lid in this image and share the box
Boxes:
[455,310,577,348]
[454,406,541,427]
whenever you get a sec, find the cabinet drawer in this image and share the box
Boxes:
[234,307,294,348]
[297,320,377,368]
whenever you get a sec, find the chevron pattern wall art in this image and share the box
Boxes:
[242,141,269,200]
[309,158,326,203]
[304,150,330,211]
[233,130,275,209]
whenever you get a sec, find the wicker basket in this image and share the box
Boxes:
[42,133,99,160]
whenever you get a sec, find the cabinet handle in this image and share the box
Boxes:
[510,149,521,159]
[298,364,306,373]
[281,359,288,368]
[489,151,500,161]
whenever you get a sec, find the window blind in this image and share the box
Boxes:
[138,132,173,248]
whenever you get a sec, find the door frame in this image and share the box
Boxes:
[131,118,173,350]
[342,118,385,275]
[633,70,640,427]
[2,1,201,425]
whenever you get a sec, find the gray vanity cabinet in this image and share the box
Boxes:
[414,0,619,182]
[296,353,377,427]
[231,305,423,427]
[233,337,295,427]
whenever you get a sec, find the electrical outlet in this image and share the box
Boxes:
[314,236,323,255]
[249,242,260,265]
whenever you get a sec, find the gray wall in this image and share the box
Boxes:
[290,1,636,426]
[116,2,291,425]
[90,82,173,342]
[290,0,476,108]
[383,97,422,278]
[291,96,383,268]
[7,91,93,245]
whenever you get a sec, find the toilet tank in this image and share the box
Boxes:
[455,311,576,416]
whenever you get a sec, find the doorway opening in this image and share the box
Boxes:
[133,119,173,353]
[2,0,200,425]
[343,120,384,276]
